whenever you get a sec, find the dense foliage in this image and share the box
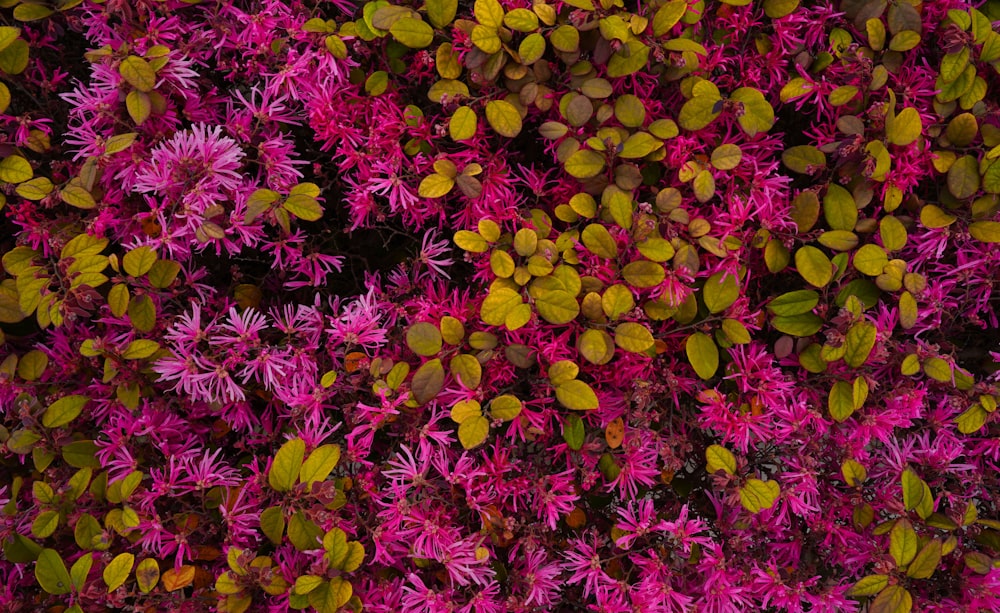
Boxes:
[2,0,1000,611]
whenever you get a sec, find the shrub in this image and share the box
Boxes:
[2,0,1000,612]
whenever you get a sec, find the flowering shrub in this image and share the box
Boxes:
[2,0,1000,611]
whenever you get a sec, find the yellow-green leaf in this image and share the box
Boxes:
[489,394,522,421]
[880,216,908,251]
[703,272,739,313]
[126,90,152,125]
[458,415,490,449]
[269,437,305,492]
[283,194,323,221]
[535,289,579,324]
[406,322,442,356]
[0,155,32,184]
[890,519,918,567]
[823,184,857,231]
[390,17,434,48]
[889,30,921,51]
[555,379,599,410]
[0,38,28,75]
[923,357,951,382]
[481,288,522,326]
[653,0,687,36]
[947,155,979,199]
[121,339,159,360]
[844,322,877,367]
[710,144,742,170]
[485,100,522,138]
[614,322,654,353]
[847,574,889,597]
[259,507,284,546]
[795,246,833,288]
[888,107,923,146]
[686,332,719,380]
[35,549,72,595]
[906,540,942,579]
[731,87,774,136]
[564,149,605,179]
[299,444,341,488]
[740,479,780,513]
[706,444,736,474]
[853,243,887,276]
[450,353,482,388]
[578,328,615,365]
[123,246,157,277]
[411,358,445,404]
[901,468,924,511]
[119,56,156,92]
[42,395,89,428]
[449,106,478,141]
[622,261,665,288]
[829,381,855,422]
[426,0,458,28]
[602,284,634,320]
[678,94,721,131]
[607,40,650,77]
[103,552,134,592]
[969,221,1000,243]
[581,224,617,259]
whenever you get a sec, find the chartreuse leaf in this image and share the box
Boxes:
[426,0,458,28]
[563,414,585,449]
[0,155,32,183]
[842,458,867,486]
[844,321,877,367]
[890,519,918,567]
[703,272,739,313]
[70,554,93,592]
[458,415,490,449]
[731,87,774,136]
[564,149,605,179]
[535,290,579,324]
[269,437,305,492]
[103,552,134,592]
[259,507,284,545]
[795,246,833,288]
[390,18,434,48]
[119,56,156,92]
[901,469,924,511]
[449,106,478,141]
[489,394,522,421]
[614,322,654,353]
[969,221,1000,242]
[485,100,522,138]
[581,224,617,259]
[555,379,599,410]
[739,479,780,513]
[767,290,819,316]
[652,0,686,35]
[706,445,736,474]
[579,329,615,365]
[42,395,89,428]
[823,184,857,231]
[678,92,721,131]
[887,107,922,146]
[847,574,889,597]
[299,444,340,488]
[686,332,719,380]
[406,322,442,356]
[36,549,72,595]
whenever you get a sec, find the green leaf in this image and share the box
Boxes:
[489,394,522,421]
[31,511,59,538]
[947,155,979,199]
[731,87,774,136]
[739,479,780,513]
[299,444,341,488]
[653,0,687,35]
[581,224,617,258]
[969,221,1000,243]
[889,519,918,567]
[426,0,458,28]
[906,539,942,579]
[578,328,615,365]
[622,261,665,288]
[0,155,32,184]
[103,552,134,592]
[288,511,324,551]
[564,149,605,179]
[847,574,889,597]
[35,549,72,595]
[602,284,634,320]
[606,40,650,77]
[0,38,28,75]
[795,246,833,288]
[535,290,579,324]
[485,100,522,138]
[259,506,285,546]
[767,290,819,316]
[406,322,442,356]
[563,414,585,449]
[458,415,490,449]
[703,272,739,313]
[122,246,156,277]
[480,288,522,326]
[119,56,156,92]
[283,194,324,221]
[887,107,923,146]
[823,184,858,231]
[686,332,719,380]
[449,106,478,141]
[390,17,434,48]
[706,444,736,474]
[450,353,482,388]
[269,437,306,492]
[70,554,93,592]
[121,339,160,360]
[42,395,89,428]
[555,379,599,410]
[678,94,721,131]
[764,0,800,18]
[844,321,877,367]
[827,381,853,421]
[614,322,654,353]
[901,469,924,511]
